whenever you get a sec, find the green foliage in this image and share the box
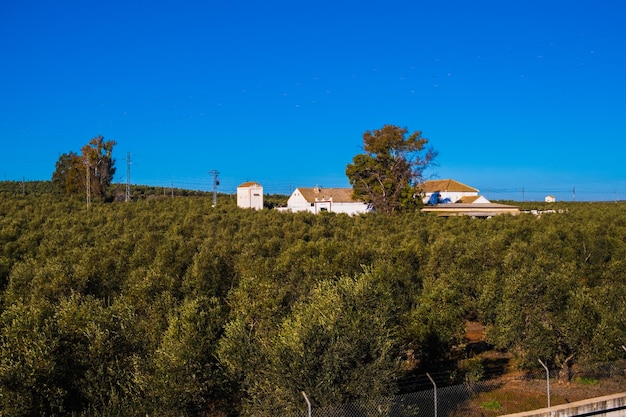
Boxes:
[0,301,61,416]
[0,295,145,415]
[220,268,400,416]
[459,358,485,383]
[51,136,116,199]
[481,207,626,370]
[81,135,117,199]
[149,296,229,415]
[481,399,501,410]
[51,151,85,195]
[574,376,599,385]
[0,184,625,415]
[346,124,437,214]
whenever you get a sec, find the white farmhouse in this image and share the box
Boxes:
[420,179,490,204]
[419,178,519,217]
[283,186,370,215]
[237,182,263,210]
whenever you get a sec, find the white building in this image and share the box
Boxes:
[282,186,370,215]
[237,182,263,210]
[419,179,519,217]
[420,179,490,204]
[545,195,556,203]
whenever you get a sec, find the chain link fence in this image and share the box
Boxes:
[285,359,626,417]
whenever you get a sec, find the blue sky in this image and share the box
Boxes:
[1,0,625,201]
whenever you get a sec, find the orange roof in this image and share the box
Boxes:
[459,195,481,203]
[296,187,360,203]
[419,179,478,193]
[237,182,262,188]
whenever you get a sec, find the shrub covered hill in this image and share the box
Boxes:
[1,181,625,416]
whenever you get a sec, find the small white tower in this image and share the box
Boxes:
[237,182,263,210]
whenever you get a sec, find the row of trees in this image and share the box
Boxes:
[0,185,625,415]
[49,124,435,212]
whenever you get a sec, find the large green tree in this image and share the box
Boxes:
[51,135,116,199]
[81,135,117,199]
[51,151,84,195]
[345,125,437,215]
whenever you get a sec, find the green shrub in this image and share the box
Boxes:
[574,376,599,385]
[481,400,501,410]
[460,357,485,383]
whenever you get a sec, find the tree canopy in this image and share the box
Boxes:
[0,181,625,416]
[346,124,437,214]
[51,136,116,199]
[51,151,84,195]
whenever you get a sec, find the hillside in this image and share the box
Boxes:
[0,182,625,416]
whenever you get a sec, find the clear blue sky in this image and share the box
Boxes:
[1,0,625,201]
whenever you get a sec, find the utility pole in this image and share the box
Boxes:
[209,170,219,206]
[572,187,576,202]
[84,158,91,209]
[125,152,131,202]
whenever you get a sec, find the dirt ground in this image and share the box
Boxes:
[460,373,626,416]
[457,322,626,416]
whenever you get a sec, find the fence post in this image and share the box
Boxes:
[301,391,311,417]
[538,359,550,409]
[426,373,437,417]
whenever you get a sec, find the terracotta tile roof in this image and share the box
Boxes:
[419,179,478,193]
[296,187,359,203]
[459,195,480,203]
[238,182,262,188]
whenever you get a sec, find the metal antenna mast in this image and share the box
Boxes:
[209,170,219,206]
[125,152,132,202]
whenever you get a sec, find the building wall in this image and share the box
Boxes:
[423,191,479,204]
[473,195,490,204]
[237,185,263,210]
[286,190,312,212]
[325,201,369,215]
[285,189,369,215]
